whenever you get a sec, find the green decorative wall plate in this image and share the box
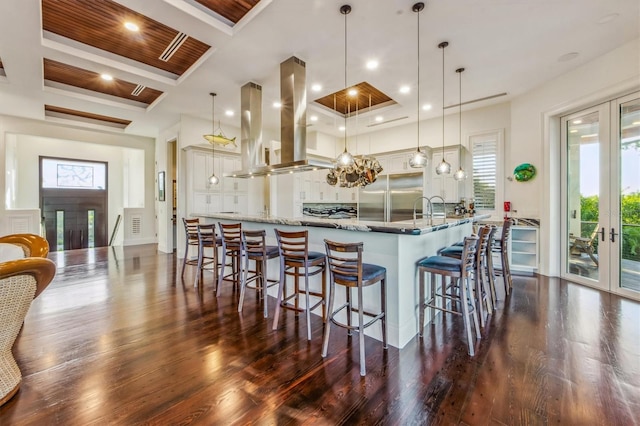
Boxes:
[514,163,536,182]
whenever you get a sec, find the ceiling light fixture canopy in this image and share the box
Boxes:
[435,41,451,175]
[409,2,428,168]
[453,67,467,181]
[204,92,219,185]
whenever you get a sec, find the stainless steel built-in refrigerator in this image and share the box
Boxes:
[358,172,423,222]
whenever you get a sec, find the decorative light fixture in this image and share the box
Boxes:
[435,41,451,175]
[409,2,428,168]
[335,4,354,169]
[453,67,467,181]
[203,92,219,185]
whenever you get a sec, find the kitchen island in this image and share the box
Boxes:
[199,212,488,348]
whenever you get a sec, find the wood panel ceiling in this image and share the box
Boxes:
[42,0,211,76]
[314,82,396,117]
[45,105,132,128]
[44,59,164,105]
[194,0,261,24]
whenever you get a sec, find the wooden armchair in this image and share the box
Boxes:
[569,224,600,266]
[0,234,49,258]
[0,257,56,406]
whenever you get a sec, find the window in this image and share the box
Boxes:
[471,130,503,213]
[41,158,106,190]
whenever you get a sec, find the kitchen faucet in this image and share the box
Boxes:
[428,195,447,224]
[413,196,432,227]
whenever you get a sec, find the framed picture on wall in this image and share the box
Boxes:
[158,171,165,201]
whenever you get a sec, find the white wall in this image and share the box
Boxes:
[0,114,156,244]
[510,37,640,276]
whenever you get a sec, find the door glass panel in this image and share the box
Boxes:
[56,210,64,251]
[619,99,640,292]
[566,111,600,280]
[88,209,95,248]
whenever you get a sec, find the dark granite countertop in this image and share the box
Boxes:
[197,213,490,235]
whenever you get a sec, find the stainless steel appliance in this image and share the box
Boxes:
[358,172,424,222]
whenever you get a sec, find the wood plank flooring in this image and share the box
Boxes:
[1,244,638,425]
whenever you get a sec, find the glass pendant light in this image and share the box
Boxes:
[435,41,451,175]
[409,2,428,168]
[335,4,354,168]
[453,67,467,181]
[203,92,219,185]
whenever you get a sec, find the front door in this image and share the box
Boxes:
[561,92,640,300]
[40,157,108,251]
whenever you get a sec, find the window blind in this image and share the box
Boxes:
[472,139,497,210]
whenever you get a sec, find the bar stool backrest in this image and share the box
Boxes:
[486,225,498,256]
[242,229,267,258]
[274,229,310,263]
[324,240,364,287]
[183,218,199,242]
[476,226,491,264]
[461,235,479,277]
[501,219,513,246]
[219,222,242,251]
[196,223,216,243]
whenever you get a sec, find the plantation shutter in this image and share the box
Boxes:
[472,139,497,210]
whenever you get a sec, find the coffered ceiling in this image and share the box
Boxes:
[0,0,637,137]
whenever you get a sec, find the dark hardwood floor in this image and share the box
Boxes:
[1,244,638,425]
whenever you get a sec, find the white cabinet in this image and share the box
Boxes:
[509,226,539,274]
[186,148,249,216]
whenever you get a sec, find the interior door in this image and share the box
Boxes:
[562,92,640,300]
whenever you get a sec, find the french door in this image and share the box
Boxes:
[561,92,640,300]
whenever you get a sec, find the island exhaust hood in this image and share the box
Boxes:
[227,56,333,178]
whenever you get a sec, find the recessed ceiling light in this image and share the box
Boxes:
[632,121,640,126]
[311,84,322,92]
[572,119,582,124]
[339,126,346,131]
[596,13,619,24]
[366,59,379,70]
[348,89,357,96]
[569,129,578,133]
[581,133,598,138]
[310,115,318,122]
[422,103,432,111]
[225,110,234,116]
[375,116,383,122]
[124,22,139,32]
[400,85,410,94]
[273,101,282,108]
[101,73,113,81]
[558,52,579,62]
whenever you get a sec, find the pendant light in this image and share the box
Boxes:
[335,4,354,168]
[435,41,451,175]
[409,2,428,168]
[203,92,219,185]
[453,67,467,181]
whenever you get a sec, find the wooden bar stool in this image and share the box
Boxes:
[181,218,200,279]
[439,226,493,327]
[417,235,480,356]
[322,239,387,377]
[194,223,221,288]
[238,229,280,318]
[492,219,514,295]
[217,222,242,296]
[272,229,327,341]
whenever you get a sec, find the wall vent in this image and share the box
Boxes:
[159,32,188,62]
[130,215,142,236]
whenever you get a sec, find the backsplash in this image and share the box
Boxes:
[303,203,357,219]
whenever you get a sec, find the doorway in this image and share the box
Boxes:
[561,92,640,300]
[40,157,108,251]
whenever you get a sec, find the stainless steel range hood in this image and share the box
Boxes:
[227,56,333,178]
